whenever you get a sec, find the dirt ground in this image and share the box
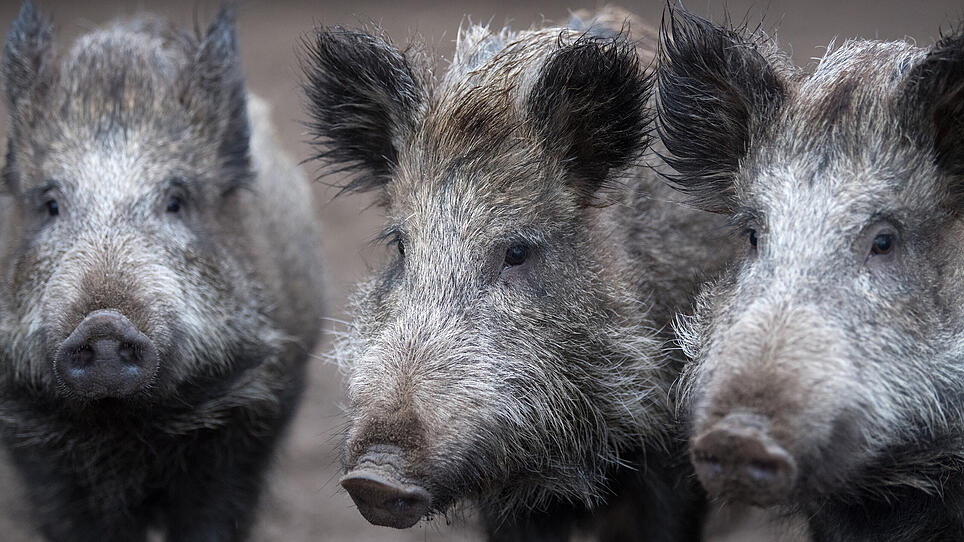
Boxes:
[0,0,960,540]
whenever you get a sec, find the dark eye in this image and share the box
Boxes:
[748,229,758,249]
[505,244,528,266]
[871,233,894,255]
[45,199,59,217]
[396,239,405,257]
[166,195,183,214]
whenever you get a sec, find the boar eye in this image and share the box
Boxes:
[45,199,59,217]
[505,244,529,266]
[166,195,183,214]
[871,233,894,255]
[748,229,758,249]
[396,239,405,257]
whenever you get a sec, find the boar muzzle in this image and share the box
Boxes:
[54,309,159,400]
[691,413,797,507]
[340,444,431,529]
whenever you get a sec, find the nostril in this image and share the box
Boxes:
[746,458,788,484]
[398,496,419,508]
[75,346,95,368]
[391,495,423,516]
[117,342,137,364]
[693,452,724,478]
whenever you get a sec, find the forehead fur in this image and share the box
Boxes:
[423,27,573,153]
[750,40,938,202]
[394,27,584,199]
[42,18,195,137]
[790,41,926,146]
[5,8,252,194]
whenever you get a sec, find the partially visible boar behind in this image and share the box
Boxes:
[0,2,324,541]
[303,13,731,541]
[659,7,964,541]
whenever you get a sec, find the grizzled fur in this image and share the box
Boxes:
[661,8,964,541]
[305,17,729,540]
[0,3,324,541]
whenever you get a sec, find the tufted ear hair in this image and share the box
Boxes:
[2,0,54,121]
[526,32,653,202]
[301,26,425,196]
[900,26,964,180]
[656,7,786,213]
[180,5,250,183]
[2,1,54,194]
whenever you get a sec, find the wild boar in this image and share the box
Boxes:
[303,17,730,540]
[659,8,964,541]
[0,3,323,540]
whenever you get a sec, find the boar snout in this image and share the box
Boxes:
[691,413,797,507]
[54,309,159,399]
[341,444,432,529]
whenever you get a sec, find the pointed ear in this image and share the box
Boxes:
[901,28,964,178]
[2,0,54,116]
[527,33,653,202]
[301,27,424,196]
[180,6,249,176]
[656,8,786,213]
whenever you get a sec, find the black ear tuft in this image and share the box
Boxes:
[656,8,785,213]
[2,0,53,113]
[527,32,653,201]
[301,27,424,196]
[901,26,964,179]
[181,5,250,183]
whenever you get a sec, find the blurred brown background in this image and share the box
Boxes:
[0,0,959,540]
